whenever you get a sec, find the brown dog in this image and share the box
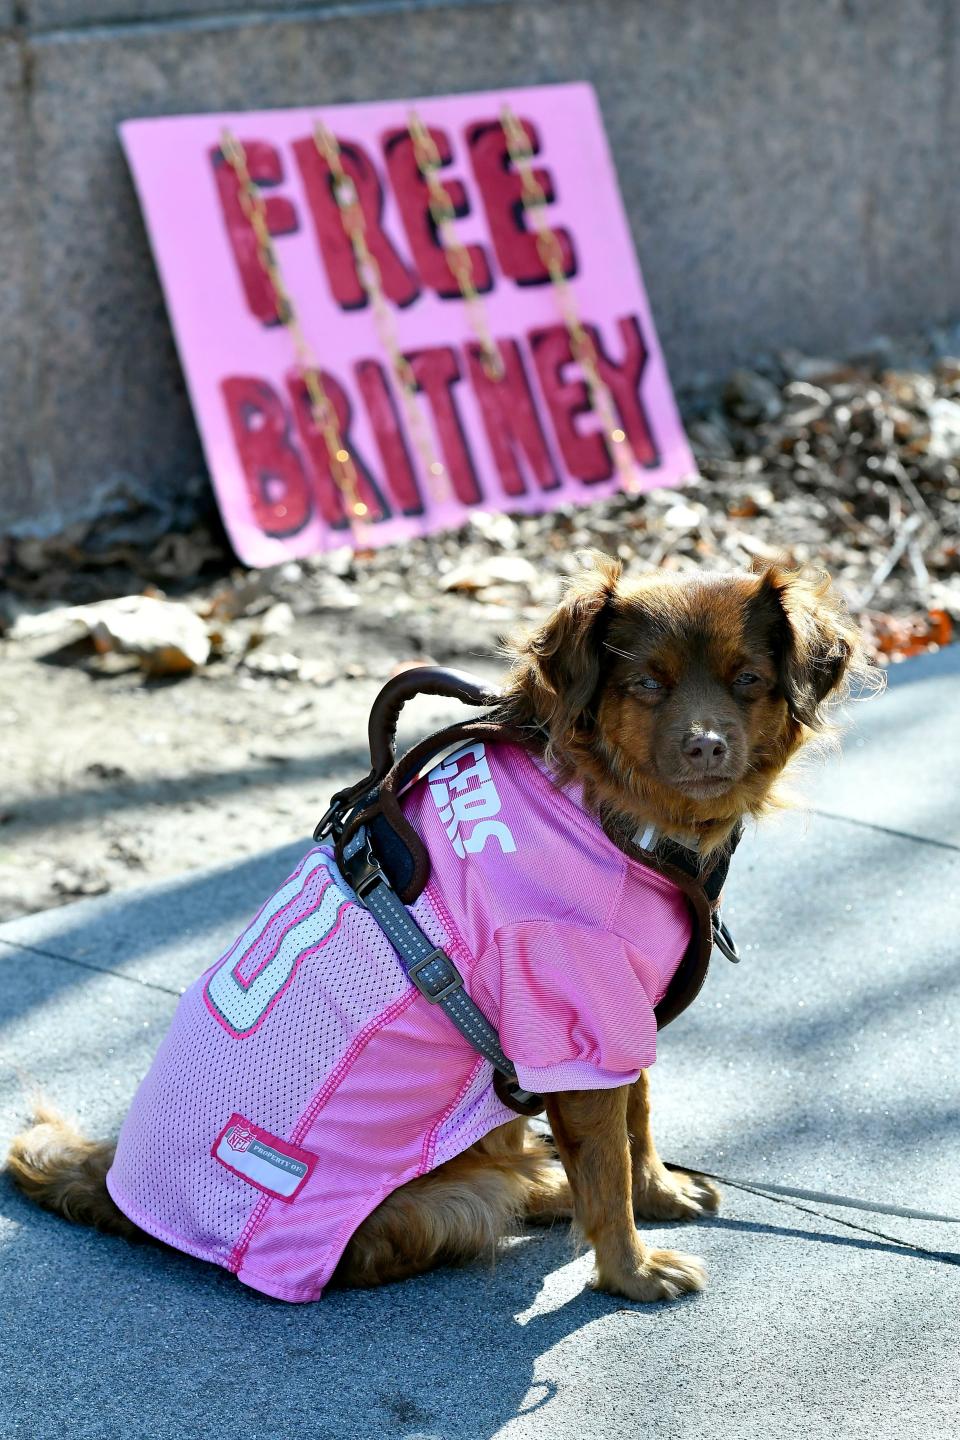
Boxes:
[7,555,863,1302]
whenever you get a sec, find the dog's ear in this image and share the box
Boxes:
[755,564,861,728]
[511,550,622,748]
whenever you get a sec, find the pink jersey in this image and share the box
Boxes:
[107,741,691,1302]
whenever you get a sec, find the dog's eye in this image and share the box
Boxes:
[733,671,760,687]
[634,675,663,691]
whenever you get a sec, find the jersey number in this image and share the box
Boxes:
[203,853,347,1037]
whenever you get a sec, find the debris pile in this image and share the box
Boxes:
[0,473,226,603]
[329,341,960,665]
[2,337,958,668]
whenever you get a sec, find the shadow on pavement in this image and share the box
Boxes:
[1,741,370,840]
[699,1214,960,1267]
[1,1172,957,1440]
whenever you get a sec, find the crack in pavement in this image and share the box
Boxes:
[705,1175,960,1221]
[0,935,183,998]
[710,1175,960,1267]
[704,1175,960,1224]
[807,807,960,854]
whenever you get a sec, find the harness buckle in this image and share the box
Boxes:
[341,831,389,901]
[713,912,740,964]
[313,802,343,842]
[351,854,389,902]
[408,948,464,1003]
[493,1071,546,1116]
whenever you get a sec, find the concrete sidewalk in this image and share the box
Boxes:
[1,651,958,1440]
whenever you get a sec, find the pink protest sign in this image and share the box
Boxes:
[121,84,695,566]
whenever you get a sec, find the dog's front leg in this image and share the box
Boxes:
[627,1071,722,1221]
[546,1088,707,1302]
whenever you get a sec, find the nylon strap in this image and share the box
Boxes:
[632,823,742,963]
[340,826,544,1115]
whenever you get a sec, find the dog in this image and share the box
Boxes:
[7,554,864,1303]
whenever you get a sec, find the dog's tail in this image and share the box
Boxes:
[6,1103,139,1239]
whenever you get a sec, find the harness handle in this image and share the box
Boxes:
[367,665,501,778]
[315,666,501,842]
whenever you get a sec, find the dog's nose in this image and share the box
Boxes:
[682,730,729,772]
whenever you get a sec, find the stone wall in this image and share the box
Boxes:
[2,0,958,535]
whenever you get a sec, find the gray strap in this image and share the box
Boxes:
[340,828,518,1078]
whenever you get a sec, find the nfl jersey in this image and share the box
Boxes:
[107,741,691,1301]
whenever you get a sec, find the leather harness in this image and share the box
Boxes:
[315,667,741,1115]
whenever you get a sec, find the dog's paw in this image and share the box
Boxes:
[633,1167,721,1222]
[593,1247,707,1303]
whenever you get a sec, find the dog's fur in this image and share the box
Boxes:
[7,556,865,1302]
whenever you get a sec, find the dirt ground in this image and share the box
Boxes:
[0,589,509,923]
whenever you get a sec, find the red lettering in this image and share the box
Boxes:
[221,376,312,535]
[212,142,298,326]
[465,340,559,496]
[588,316,658,469]
[381,127,492,300]
[466,119,575,286]
[528,325,610,484]
[286,370,389,527]
[354,360,424,516]
[408,347,481,504]
[292,135,418,311]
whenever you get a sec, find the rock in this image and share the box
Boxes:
[52,865,110,899]
[662,501,706,532]
[85,762,129,782]
[203,573,273,622]
[934,356,960,386]
[87,650,143,677]
[782,381,832,428]
[149,529,223,582]
[730,532,790,563]
[106,834,147,869]
[240,650,302,679]
[723,369,783,423]
[929,578,960,621]
[205,619,249,661]
[439,555,539,592]
[313,576,361,611]
[298,658,338,686]
[928,398,960,459]
[687,418,736,460]
[324,546,355,578]
[467,511,520,548]
[82,596,210,675]
[470,586,519,610]
[6,595,210,675]
[6,603,91,646]
[256,602,295,638]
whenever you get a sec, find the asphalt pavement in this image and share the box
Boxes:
[1,648,958,1440]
